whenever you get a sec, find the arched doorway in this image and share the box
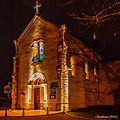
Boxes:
[28,73,47,110]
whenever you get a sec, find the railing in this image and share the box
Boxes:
[0,108,55,117]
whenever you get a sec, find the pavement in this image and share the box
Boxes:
[0,109,61,116]
[0,113,96,120]
[0,110,96,120]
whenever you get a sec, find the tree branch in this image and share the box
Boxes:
[68,1,120,25]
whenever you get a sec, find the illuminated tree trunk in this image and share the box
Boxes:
[60,25,69,111]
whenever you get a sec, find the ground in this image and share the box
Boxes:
[0,110,119,120]
[0,113,95,120]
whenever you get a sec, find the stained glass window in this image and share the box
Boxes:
[33,43,39,63]
[32,41,44,63]
[39,42,44,61]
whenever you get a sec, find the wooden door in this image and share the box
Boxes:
[34,88,40,110]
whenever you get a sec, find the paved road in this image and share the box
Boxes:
[0,113,95,120]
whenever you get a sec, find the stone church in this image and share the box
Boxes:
[11,14,115,111]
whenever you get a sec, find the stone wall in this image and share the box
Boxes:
[12,15,119,111]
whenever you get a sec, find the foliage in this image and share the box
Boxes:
[50,82,59,90]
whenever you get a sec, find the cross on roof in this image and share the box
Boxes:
[62,24,67,34]
[33,0,42,15]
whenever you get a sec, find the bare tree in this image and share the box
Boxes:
[57,0,75,6]
[67,0,120,25]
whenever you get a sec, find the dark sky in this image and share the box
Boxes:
[0,0,34,93]
[0,0,120,93]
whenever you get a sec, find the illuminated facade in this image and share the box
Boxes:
[12,15,114,111]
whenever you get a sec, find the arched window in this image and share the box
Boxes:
[32,42,39,63]
[94,64,99,82]
[39,42,44,61]
[32,40,44,63]
[70,56,76,77]
[85,62,89,80]
[94,64,97,77]
[28,72,46,85]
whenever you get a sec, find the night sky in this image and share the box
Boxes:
[0,0,120,94]
[0,0,34,93]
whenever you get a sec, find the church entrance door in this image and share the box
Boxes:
[34,88,40,110]
[28,73,47,110]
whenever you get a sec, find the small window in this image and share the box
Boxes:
[70,56,76,77]
[57,45,62,52]
[85,62,89,79]
[94,64,97,77]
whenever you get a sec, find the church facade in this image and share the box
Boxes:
[11,15,114,111]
